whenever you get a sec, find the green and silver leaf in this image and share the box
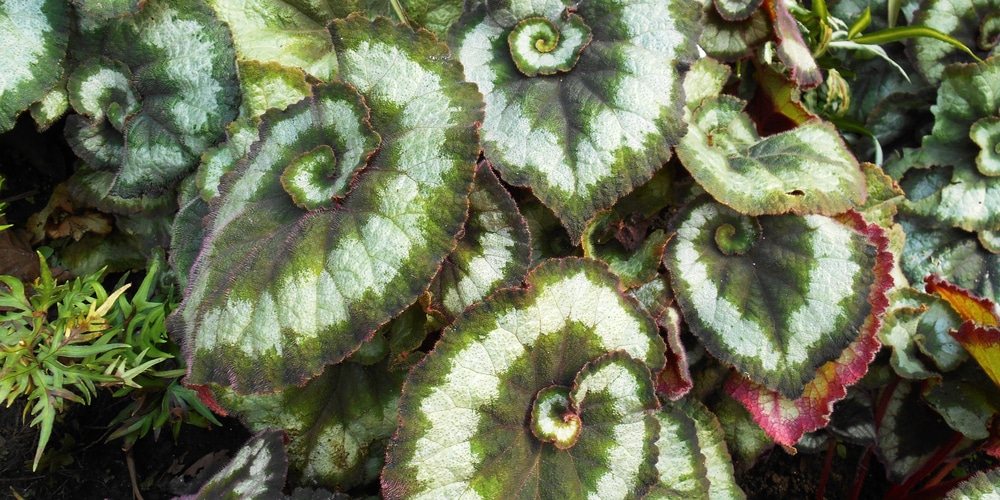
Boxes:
[382,258,667,500]
[206,0,340,81]
[899,214,1000,302]
[178,430,288,500]
[946,468,1000,499]
[64,0,241,199]
[428,164,531,320]
[676,95,866,217]
[450,0,701,242]
[665,197,887,398]
[908,0,1000,84]
[215,359,405,490]
[0,0,68,132]
[174,16,484,393]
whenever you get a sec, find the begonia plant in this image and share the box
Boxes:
[3,0,1000,497]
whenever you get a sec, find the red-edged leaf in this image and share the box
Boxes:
[725,211,892,446]
[925,274,1000,326]
[950,322,1000,390]
[765,0,822,89]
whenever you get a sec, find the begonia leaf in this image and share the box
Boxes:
[583,210,669,290]
[646,404,711,499]
[63,0,241,199]
[215,359,405,490]
[237,60,312,120]
[206,0,340,81]
[951,323,1000,389]
[877,379,965,482]
[450,0,701,242]
[656,304,695,401]
[878,288,947,380]
[922,57,1000,176]
[924,360,1000,439]
[67,164,178,215]
[908,0,1000,84]
[700,4,771,62]
[177,430,288,500]
[676,398,746,499]
[900,215,1000,302]
[946,467,1000,499]
[71,0,142,23]
[173,16,484,393]
[715,0,764,22]
[826,387,876,446]
[971,117,1000,176]
[427,164,531,320]
[766,0,822,88]
[0,0,68,132]
[665,198,892,399]
[381,258,668,499]
[926,274,1000,326]
[28,75,69,132]
[708,392,773,473]
[677,96,866,216]
[725,307,883,447]
[857,162,905,228]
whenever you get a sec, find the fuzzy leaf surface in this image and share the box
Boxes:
[382,258,668,500]
[178,430,288,500]
[677,97,865,216]
[0,0,68,132]
[64,0,240,199]
[428,165,531,320]
[174,16,484,393]
[908,0,1000,84]
[665,198,891,398]
[450,0,700,241]
[215,360,405,490]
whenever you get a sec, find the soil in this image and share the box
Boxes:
[0,395,251,500]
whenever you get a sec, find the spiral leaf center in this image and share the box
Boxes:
[530,385,581,449]
[714,216,762,255]
[507,14,592,77]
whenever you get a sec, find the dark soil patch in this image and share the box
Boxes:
[0,394,250,500]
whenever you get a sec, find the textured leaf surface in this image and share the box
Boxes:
[908,0,1000,84]
[665,198,891,397]
[179,430,288,500]
[237,60,312,119]
[920,57,1000,175]
[174,16,483,393]
[727,310,883,447]
[428,165,531,320]
[900,215,1000,302]
[382,258,667,500]
[450,0,700,241]
[64,0,240,198]
[877,379,963,481]
[699,5,770,61]
[767,0,822,88]
[946,467,1000,499]
[924,361,1000,439]
[0,0,68,132]
[207,0,340,81]
[677,97,865,216]
[676,398,746,499]
[714,0,764,22]
[646,404,710,499]
[952,323,1000,390]
[216,360,405,490]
